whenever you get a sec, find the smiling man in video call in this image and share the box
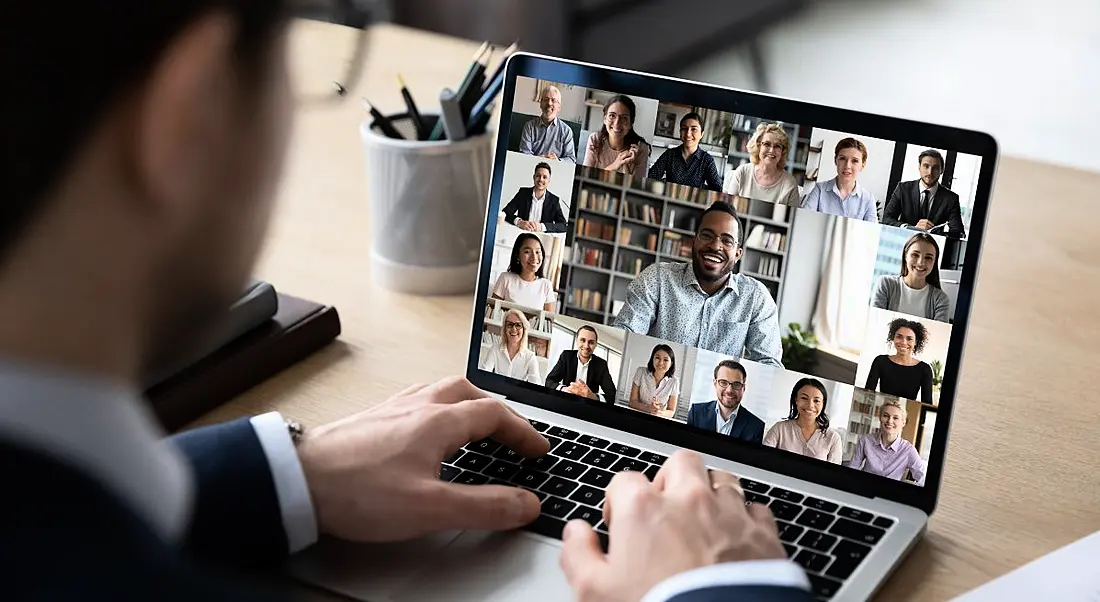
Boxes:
[687,360,766,444]
[615,202,784,368]
[1,2,815,601]
[882,149,966,238]
[501,162,569,233]
[518,84,578,163]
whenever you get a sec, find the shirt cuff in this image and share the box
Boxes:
[250,411,318,554]
[641,559,810,602]
[537,223,546,232]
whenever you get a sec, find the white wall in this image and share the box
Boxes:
[778,209,829,329]
[854,308,954,391]
[806,128,898,205]
[618,331,689,404]
[512,76,587,122]
[498,151,577,219]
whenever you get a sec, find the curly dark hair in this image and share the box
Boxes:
[887,318,928,354]
[786,378,830,432]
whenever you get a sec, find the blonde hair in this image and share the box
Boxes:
[879,399,908,419]
[747,122,791,170]
[501,308,531,352]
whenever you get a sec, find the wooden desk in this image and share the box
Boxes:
[191,19,1100,601]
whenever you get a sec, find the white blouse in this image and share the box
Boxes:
[631,367,681,410]
[479,344,541,384]
[491,272,555,311]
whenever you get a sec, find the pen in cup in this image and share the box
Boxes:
[428,41,489,141]
[396,73,427,140]
[362,98,404,139]
[439,88,467,142]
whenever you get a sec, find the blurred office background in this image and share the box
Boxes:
[332,0,1100,173]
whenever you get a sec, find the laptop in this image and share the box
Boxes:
[289,52,998,602]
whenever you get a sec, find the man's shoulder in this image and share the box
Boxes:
[736,273,776,300]
[739,405,765,425]
[638,260,683,281]
[941,186,961,201]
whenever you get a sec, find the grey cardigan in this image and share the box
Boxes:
[872,275,951,322]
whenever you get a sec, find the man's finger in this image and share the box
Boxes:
[426,376,492,406]
[560,520,608,600]
[652,449,709,493]
[394,382,430,398]
[602,469,652,528]
[444,398,550,458]
[426,482,541,533]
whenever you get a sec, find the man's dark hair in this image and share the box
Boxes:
[697,201,742,245]
[1,1,292,261]
[646,344,676,378]
[680,112,704,130]
[887,318,929,354]
[713,359,746,381]
[918,149,945,170]
[534,162,552,176]
[577,325,598,342]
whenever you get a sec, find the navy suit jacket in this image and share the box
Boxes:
[502,187,569,233]
[882,180,966,238]
[2,416,810,601]
[687,401,766,445]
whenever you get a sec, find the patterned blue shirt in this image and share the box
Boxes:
[801,177,878,222]
[613,261,782,366]
[518,116,577,162]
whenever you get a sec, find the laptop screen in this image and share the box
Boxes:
[477,73,983,490]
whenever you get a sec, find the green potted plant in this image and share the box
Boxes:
[782,323,818,373]
[930,359,944,391]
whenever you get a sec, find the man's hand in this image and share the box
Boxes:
[516,219,536,231]
[296,376,550,542]
[565,380,594,400]
[560,451,786,602]
[915,219,935,230]
[545,152,559,160]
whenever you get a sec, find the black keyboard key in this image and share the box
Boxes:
[872,516,895,530]
[525,488,549,501]
[525,514,566,540]
[484,460,520,480]
[643,464,660,481]
[595,521,608,533]
[492,446,523,463]
[444,449,464,464]
[829,518,887,545]
[825,539,873,580]
[771,487,804,504]
[610,458,648,473]
[803,497,839,513]
[798,530,838,553]
[549,459,587,480]
[439,464,461,481]
[607,443,640,457]
[541,476,579,498]
[809,574,842,600]
[568,506,602,526]
[554,442,592,461]
[794,549,830,573]
[542,496,577,518]
[468,438,502,455]
[769,499,802,521]
[454,451,492,472]
[782,543,797,558]
[511,469,551,489]
[545,436,563,451]
[796,508,836,531]
[522,455,559,472]
[579,467,614,488]
[569,485,605,507]
[547,426,579,440]
[577,435,610,448]
[776,520,804,543]
[487,478,512,486]
[453,471,490,485]
[740,478,771,494]
[579,450,619,469]
[838,507,873,523]
[528,420,550,432]
[638,452,666,465]
[745,492,770,505]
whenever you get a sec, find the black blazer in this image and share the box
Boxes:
[545,350,617,403]
[686,401,765,445]
[882,180,965,238]
[502,187,568,233]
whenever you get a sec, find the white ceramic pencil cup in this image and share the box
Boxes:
[360,113,493,295]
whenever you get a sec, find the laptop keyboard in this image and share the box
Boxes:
[439,419,895,601]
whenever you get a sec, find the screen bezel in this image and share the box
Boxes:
[467,51,998,516]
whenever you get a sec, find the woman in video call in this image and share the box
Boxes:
[628,344,680,418]
[845,399,927,485]
[725,122,802,205]
[763,378,842,463]
[801,137,879,222]
[865,318,934,405]
[582,94,651,176]
[872,232,952,322]
[491,233,556,312]
[479,308,542,384]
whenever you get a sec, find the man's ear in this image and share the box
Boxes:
[132,12,237,227]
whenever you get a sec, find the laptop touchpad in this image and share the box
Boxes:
[392,530,571,602]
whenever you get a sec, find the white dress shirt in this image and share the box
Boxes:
[530,191,547,232]
[576,356,591,387]
[717,403,739,435]
[0,358,807,598]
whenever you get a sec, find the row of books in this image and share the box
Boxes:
[618,227,658,251]
[745,224,787,252]
[616,255,652,277]
[572,243,611,269]
[661,232,693,258]
[568,288,605,313]
[578,188,620,215]
[622,200,659,223]
[756,256,782,278]
[575,217,616,242]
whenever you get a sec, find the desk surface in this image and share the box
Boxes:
[191,19,1100,602]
